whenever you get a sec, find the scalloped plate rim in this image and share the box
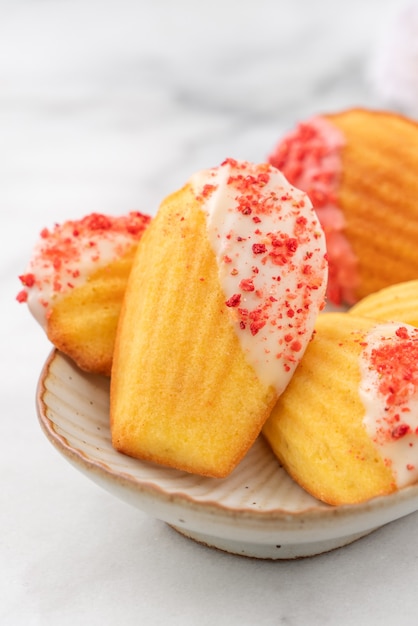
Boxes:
[36,349,418,556]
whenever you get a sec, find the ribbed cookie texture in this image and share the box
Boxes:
[349,279,418,327]
[263,313,395,505]
[327,109,418,301]
[48,246,138,377]
[110,185,277,478]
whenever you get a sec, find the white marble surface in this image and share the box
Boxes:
[3,1,418,624]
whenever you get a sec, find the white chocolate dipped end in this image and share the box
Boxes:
[17,212,150,328]
[191,158,328,394]
[359,322,418,488]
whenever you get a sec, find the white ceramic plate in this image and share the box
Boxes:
[37,349,418,559]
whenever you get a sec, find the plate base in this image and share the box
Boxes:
[170,525,377,559]
[39,350,418,562]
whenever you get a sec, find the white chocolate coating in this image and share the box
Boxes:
[359,322,418,488]
[17,212,150,329]
[191,158,328,394]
